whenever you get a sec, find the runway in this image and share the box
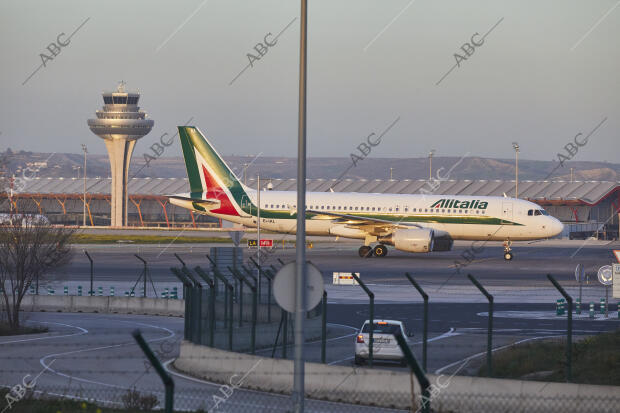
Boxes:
[46,238,619,303]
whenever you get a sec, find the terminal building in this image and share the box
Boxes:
[1,177,618,239]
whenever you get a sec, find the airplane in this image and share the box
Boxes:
[169,126,563,260]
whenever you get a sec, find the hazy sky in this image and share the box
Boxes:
[1,0,618,164]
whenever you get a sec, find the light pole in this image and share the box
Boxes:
[390,167,393,180]
[294,0,308,410]
[512,142,519,198]
[428,150,435,180]
[243,162,249,186]
[570,167,574,183]
[82,144,87,226]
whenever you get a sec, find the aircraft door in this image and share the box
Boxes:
[502,202,513,224]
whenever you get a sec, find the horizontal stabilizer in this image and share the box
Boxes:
[168,195,221,212]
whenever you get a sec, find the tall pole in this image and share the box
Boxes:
[294,0,308,410]
[428,150,435,180]
[82,144,88,226]
[512,142,519,198]
[390,167,393,180]
[257,175,261,300]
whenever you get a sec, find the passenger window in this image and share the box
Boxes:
[372,207,375,211]
[355,207,358,211]
[395,207,399,212]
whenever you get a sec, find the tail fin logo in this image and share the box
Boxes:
[179,126,247,217]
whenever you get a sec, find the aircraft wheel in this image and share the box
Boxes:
[504,251,513,261]
[359,246,372,258]
[373,244,388,257]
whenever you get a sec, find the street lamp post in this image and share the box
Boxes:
[512,142,519,198]
[294,0,308,410]
[243,162,249,186]
[390,167,393,180]
[81,144,88,226]
[428,150,435,180]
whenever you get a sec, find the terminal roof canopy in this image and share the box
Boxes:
[9,178,620,206]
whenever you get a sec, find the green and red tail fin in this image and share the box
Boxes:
[178,126,248,216]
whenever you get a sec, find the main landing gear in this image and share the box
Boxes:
[503,240,513,261]
[358,244,388,258]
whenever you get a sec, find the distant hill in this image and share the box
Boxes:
[1,149,619,183]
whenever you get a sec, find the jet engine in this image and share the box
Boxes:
[379,228,453,253]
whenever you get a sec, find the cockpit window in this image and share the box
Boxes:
[528,209,533,216]
[540,209,549,216]
[534,210,542,216]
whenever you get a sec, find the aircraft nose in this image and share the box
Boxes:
[549,218,563,237]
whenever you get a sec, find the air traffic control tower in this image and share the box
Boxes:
[87,82,154,227]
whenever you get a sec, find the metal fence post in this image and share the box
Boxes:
[170,267,193,341]
[210,265,234,350]
[181,267,203,345]
[230,266,257,354]
[547,274,572,382]
[132,330,174,413]
[351,272,374,367]
[84,250,94,297]
[282,309,288,359]
[205,254,219,296]
[321,290,327,364]
[405,273,428,371]
[135,254,149,298]
[229,266,245,327]
[264,269,274,323]
[467,274,493,377]
[394,331,431,413]
[194,266,216,347]
[174,253,185,267]
[249,257,269,303]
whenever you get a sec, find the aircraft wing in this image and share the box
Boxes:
[307,209,423,235]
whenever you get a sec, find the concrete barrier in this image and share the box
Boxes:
[20,295,185,317]
[174,341,620,412]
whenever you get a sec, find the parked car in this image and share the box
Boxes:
[354,319,413,365]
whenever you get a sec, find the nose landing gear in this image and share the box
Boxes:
[503,240,513,261]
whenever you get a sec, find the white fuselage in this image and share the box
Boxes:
[192,190,563,242]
